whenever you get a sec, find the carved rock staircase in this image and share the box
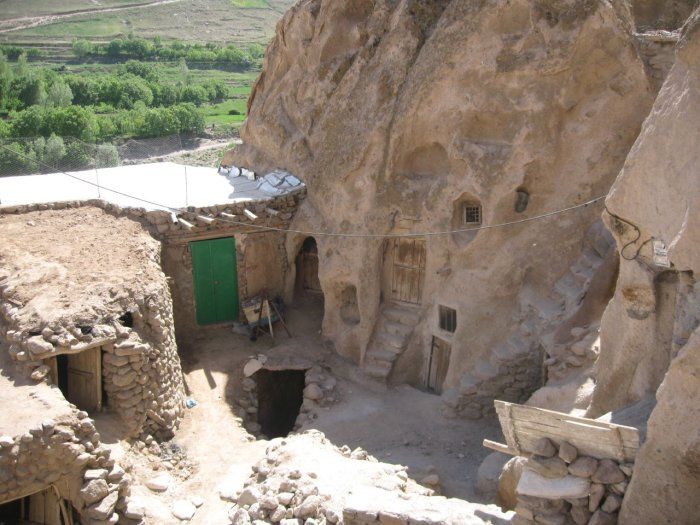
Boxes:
[446,221,616,418]
[363,302,422,381]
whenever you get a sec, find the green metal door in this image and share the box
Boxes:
[191,237,239,325]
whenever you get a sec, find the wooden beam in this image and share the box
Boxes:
[197,215,215,225]
[265,207,280,216]
[177,218,194,230]
[219,212,237,219]
[243,208,258,221]
[483,439,518,456]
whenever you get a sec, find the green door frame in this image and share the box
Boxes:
[191,237,239,325]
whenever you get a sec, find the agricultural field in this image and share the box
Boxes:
[0,0,293,173]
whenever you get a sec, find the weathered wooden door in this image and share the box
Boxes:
[427,337,451,394]
[191,237,239,325]
[66,348,102,413]
[391,238,426,304]
[25,487,68,525]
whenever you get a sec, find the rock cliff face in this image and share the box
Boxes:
[588,9,700,523]
[227,0,655,408]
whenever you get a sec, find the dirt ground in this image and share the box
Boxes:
[0,208,163,331]
[93,298,501,524]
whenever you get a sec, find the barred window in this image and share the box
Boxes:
[463,204,482,225]
[438,305,457,333]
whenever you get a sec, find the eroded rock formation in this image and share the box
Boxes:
[227,0,656,414]
[587,9,700,523]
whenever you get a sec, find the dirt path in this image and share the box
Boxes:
[0,0,182,34]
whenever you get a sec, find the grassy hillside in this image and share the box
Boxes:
[0,0,295,45]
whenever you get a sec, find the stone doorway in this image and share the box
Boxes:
[46,348,103,414]
[254,369,306,439]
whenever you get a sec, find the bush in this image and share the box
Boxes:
[96,143,120,168]
[228,108,242,115]
[71,39,93,59]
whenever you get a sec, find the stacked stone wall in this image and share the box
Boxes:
[0,409,131,524]
[513,438,634,525]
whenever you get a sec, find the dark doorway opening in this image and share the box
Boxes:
[295,237,322,300]
[255,369,306,439]
[0,498,21,525]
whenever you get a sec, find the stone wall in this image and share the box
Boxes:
[512,438,633,525]
[0,380,132,524]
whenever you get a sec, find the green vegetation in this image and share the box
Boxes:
[70,36,256,67]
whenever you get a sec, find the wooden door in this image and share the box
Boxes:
[25,488,66,525]
[191,237,239,325]
[391,238,426,304]
[427,337,451,394]
[66,348,102,413]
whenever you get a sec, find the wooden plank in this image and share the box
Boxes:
[66,347,101,413]
[496,401,639,444]
[493,400,640,461]
[483,439,518,456]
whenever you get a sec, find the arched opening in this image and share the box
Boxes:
[255,369,306,439]
[295,237,322,298]
[293,237,325,326]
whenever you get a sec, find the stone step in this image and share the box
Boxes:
[587,231,615,258]
[473,360,499,381]
[554,273,583,300]
[382,320,413,338]
[366,347,400,363]
[377,331,407,349]
[383,305,422,326]
[364,362,391,379]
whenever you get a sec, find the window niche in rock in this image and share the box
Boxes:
[451,192,482,248]
[339,284,361,326]
[515,187,530,213]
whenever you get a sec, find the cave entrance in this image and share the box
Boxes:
[255,369,306,439]
[0,487,75,525]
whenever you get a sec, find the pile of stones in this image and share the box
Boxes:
[543,326,600,382]
[514,438,633,525]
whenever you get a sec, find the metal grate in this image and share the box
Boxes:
[463,204,482,225]
[438,305,457,333]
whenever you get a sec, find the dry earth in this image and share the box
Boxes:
[91,299,499,524]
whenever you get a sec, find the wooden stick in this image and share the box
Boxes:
[269,300,292,338]
[264,299,274,341]
[483,439,517,456]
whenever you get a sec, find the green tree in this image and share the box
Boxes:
[14,52,28,77]
[47,80,73,107]
[44,134,67,167]
[96,144,120,168]
[0,52,13,109]
[178,57,190,84]
[71,39,93,58]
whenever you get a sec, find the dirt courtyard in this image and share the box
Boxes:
[93,299,500,524]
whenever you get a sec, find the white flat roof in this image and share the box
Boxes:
[0,162,287,212]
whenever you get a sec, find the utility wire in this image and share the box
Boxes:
[0,143,605,239]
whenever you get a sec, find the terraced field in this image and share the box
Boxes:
[0,0,294,45]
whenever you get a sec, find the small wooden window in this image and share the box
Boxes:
[463,204,482,225]
[438,305,457,333]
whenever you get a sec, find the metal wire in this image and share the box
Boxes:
[1,142,605,239]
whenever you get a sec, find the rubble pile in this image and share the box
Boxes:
[224,431,512,525]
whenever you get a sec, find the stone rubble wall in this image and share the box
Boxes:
[512,438,633,525]
[224,431,510,525]
[0,409,132,525]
